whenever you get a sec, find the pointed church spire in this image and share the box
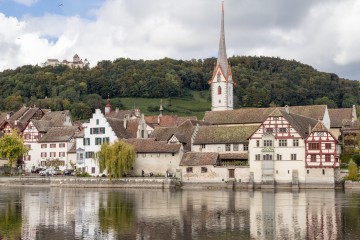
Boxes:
[217,0,228,77]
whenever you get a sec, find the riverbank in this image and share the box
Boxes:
[0,176,177,189]
[0,176,350,190]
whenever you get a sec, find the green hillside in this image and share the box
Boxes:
[0,56,359,120]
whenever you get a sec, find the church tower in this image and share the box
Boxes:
[209,0,234,111]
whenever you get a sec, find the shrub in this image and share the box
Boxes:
[347,160,358,181]
[352,154,360,166]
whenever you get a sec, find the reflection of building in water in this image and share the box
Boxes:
[21,188,113,239]
[250,190,339,239]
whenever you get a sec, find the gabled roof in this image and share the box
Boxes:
[193,125,259,144]
[5,107,44,132]
[311,121,328,132]
[328,108,353,128]
[280,110,318,138]
[41,111,70,126]
[180,152,218,166]
[106,110,136,119]
[31,120,51,132]
[39,126,79,143]
[203,105,327,125]
[203,107,276,125]
[105,118,130,139]
[125,138,181,153]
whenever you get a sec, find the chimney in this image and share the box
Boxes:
[15,120,18,126]
[6,112,12,120]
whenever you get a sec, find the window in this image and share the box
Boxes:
[256,140,260,147]
[59,152,66,157]
[99,128,105,134]
[233,144,239,151]
[90,128,105,134]
[41,144,47,148]
[92,167,96,174]
[325,155,331,162]
[317,132,325,137]
[307,170,309,174]
[200,144,205,149]
[201,167,208,173]
[41,161,46,167]
[277,154,282,160]
[23,155,31,161]
[59,143,65,148]
[265,128,274,133]
[84,138,90,146]
[273,117,279,120]
[255,154,261,160]
[278,128,288,133]
[25,144,31,150]
[228,169,235,178]
[311,155,316,162]
[323,169,325,175]
[50,144,56,148]
[41,152,47,158]
[291,154,297,160]
[78,153,84,160]
[279,140,287,147]
[218,86,222,95]
[263,154,272,160]
[103,137,110,143]
[243,144,249,151]
[25,134,31,140]
[325,143,332,149]
[263,140,273,147]
[309,143,320,150]
[186,167,193,173]
[50,152,56,157]
[225,144,231,151]
[95,138,102,145]
[293,139,299,147]
[217,74,221,82]
[85,152,95,158]
[96,119,99,125]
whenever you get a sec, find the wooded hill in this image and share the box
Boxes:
[0,56,359,120]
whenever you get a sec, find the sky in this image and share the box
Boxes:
[1,0,360,80]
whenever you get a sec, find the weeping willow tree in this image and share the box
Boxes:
[96,140,136,179]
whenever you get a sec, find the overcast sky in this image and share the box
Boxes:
[1,0,360,80]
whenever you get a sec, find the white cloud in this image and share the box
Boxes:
[12,0,39,7]
[0,0,360,79]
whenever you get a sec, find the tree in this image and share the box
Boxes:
[96,140,136,179]
[348,160,358,181]
[0,131,29,169]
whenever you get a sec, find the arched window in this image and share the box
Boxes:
[218,86,222,95]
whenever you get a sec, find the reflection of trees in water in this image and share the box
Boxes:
[340,191,360,239]
[98,191,135,237]
[0,201,22,240]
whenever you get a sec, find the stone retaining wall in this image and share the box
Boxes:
[344,180,360,189]
[0,177,177,189]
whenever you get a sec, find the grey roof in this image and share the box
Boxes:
[203,105,327,125]
[39,126,79,142]
[180,152,219,166]
[41,111,70,126]
[193,125,259,144]
[106,117,130,139]
[280,109,318,138]
[125,138,181,153]
[328,108,353,128]
[31,120,51,132]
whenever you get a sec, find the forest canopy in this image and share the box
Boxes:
[0,56,359,119]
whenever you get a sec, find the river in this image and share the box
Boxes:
[0,187,359,239]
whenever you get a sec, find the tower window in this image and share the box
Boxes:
[218,86,222,95]
[217,74,221,82]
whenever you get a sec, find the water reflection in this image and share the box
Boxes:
[0,187,360,239]
[0,189,22,240]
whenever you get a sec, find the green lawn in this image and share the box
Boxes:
[120,90,211,119]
